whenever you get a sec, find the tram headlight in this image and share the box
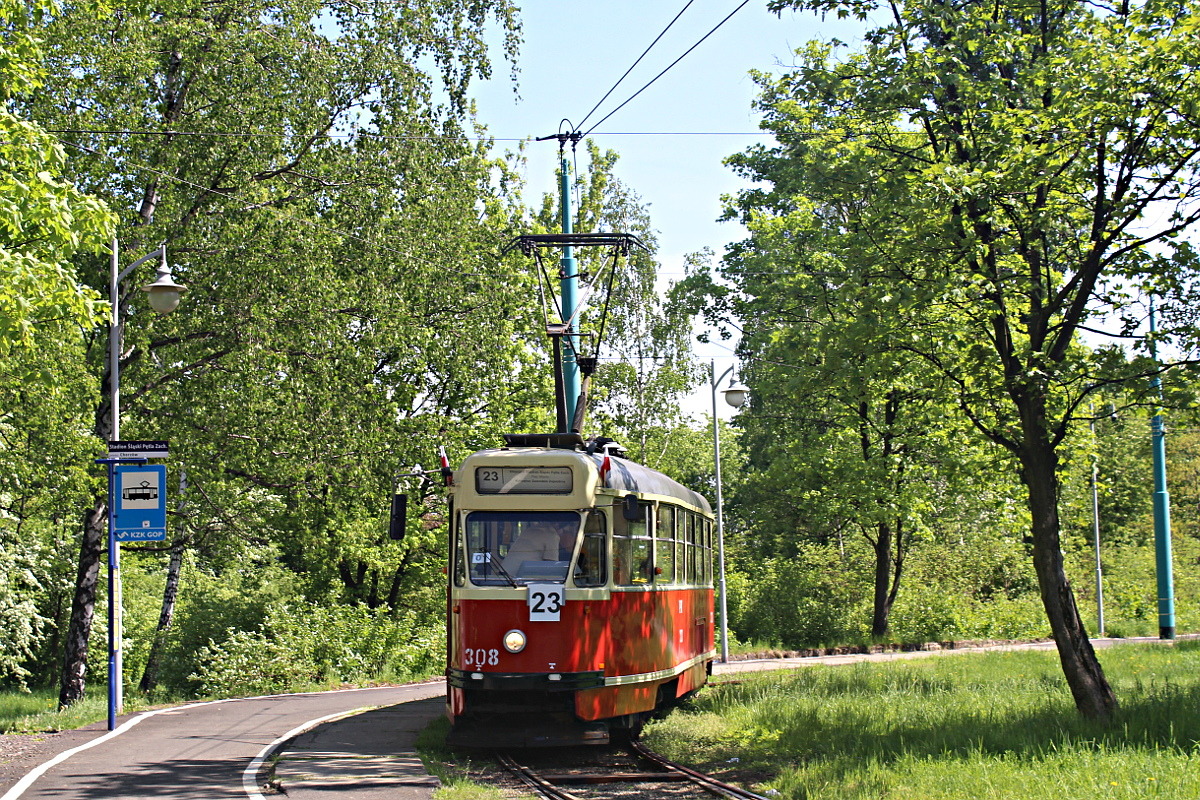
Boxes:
[503,629,527,654]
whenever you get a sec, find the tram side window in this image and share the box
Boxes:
[686,510,696,585]
[655,505,675,585]
[576,509,607,587]
[704,519,713,584]
[688,512,699,584]
[613,501,652,586]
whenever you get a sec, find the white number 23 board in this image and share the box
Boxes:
[527,583,564,622]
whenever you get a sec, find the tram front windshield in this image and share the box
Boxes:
[466,510,580,585]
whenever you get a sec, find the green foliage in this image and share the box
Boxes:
[0,0,114,357]
[13,0,539,702]
[0,0,113,694]
[730,549,870,646]
[726,532,1051,648]
[189,601,444,698]
[0,538,47,686]
[2,498,100,688]
[711,0,1200,713]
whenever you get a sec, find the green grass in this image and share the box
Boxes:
[0,685,196,734]
[415,716,508,800]
[645,641,1200,799]
[0,687,123,734]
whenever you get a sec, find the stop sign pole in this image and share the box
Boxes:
[96,441,168,731]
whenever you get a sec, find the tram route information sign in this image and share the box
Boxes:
[476,466,572,495]
[113,464,167,541]
[107,440,169,460]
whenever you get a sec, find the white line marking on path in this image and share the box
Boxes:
[0,701,221,800]
[241,707,373,800]
[1,682,443,800]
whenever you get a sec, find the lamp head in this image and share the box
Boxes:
[722,383,749,409]
[142,265,187,314]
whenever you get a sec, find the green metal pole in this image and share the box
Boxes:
[559,155,579,432]
[1149,302,1175,639]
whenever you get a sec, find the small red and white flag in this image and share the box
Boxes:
[598,455,611,487]
[438,446,454,486]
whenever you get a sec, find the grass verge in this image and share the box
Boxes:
[645,641,1200,799]
[415,716,508,800]
[0,688,129,734]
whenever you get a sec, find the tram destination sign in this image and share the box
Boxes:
[476,466,572,495]
[107,440,169,460]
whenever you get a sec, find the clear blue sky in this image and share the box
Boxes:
[471,1,862,417]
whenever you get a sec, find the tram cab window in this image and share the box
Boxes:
[464,510,579,585]
[453,533,466,587]
[575,509,607,587]
[613,500,653,586]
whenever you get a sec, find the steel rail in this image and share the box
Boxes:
[498,742,774,800]
[628,740,775,800]
[496,753,585,800]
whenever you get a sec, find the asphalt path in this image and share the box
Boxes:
[1,682,444,800]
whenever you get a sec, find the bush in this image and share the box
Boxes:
[0,538,47,687]
[189,600,444,698]
[729,547,868,648]
[191,629,315,697]
[146,560,299,692]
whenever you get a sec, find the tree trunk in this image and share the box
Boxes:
[1021,423,1117,718]
[139,541,184,692]
[870,520,893,637]
[59,501,105,708]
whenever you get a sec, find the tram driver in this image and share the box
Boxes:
[502,518,578,576]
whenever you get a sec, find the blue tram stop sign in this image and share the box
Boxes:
[113,464,167,541]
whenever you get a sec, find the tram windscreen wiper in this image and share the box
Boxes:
[478,549,517,587]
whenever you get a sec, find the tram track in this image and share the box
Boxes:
[496,740,773,800]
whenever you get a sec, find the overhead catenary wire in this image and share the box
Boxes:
[574,0,697,133]
[580,0,752,138]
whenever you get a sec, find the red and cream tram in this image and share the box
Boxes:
[444,432,716,747]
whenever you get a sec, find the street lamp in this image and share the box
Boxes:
[109,239,187,442]
[105,237,186,726]
[711,359,748,663]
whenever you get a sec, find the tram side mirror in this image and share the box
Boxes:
[622,494,644,522]
[389,493,408,541]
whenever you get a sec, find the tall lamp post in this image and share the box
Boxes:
[1148,301,1175,640]
[711,360,748,663]
[106,237,186,724]
[1088,407,1105,637]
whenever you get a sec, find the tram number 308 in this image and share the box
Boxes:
[464,648,500,666]
[527,583,564,621]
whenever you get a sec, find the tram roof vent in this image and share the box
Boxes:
[586,437,627,459]
[502,432,585,450]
